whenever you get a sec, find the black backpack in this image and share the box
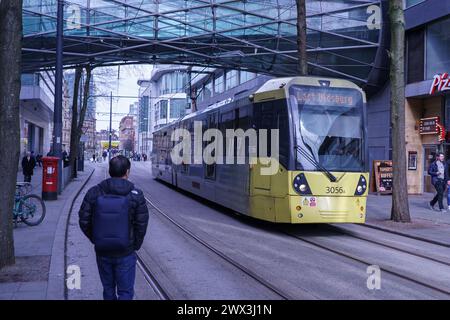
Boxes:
[92,186,131,252]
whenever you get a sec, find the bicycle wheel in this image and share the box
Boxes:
[20,194,46,226]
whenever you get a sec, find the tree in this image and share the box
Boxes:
[0,0,22,269]
[296,0,308,76]
[69,65,92,178]
[389,0,411,222]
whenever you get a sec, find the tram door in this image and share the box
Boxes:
[424,145,437,193]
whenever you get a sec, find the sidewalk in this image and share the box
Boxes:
[366,193,450,245]
[0,163,95,300]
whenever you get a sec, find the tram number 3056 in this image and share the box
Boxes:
[326,186,345,194]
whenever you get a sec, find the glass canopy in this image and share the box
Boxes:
[22,0,388,89]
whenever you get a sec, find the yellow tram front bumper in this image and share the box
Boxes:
[287,195,366,223]
[250,194,367,223]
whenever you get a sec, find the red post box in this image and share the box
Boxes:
[42,157,59,200]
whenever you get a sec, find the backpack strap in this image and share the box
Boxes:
[97,183,107,196]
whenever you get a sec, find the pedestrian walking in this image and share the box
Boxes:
[445,157,450,211]
[78,155,149,300]
[36,154,42,167]
[428,152,447,212]
[21,151,36,183]
[92,153,96,163]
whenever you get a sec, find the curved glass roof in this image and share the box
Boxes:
[22,0,388,89]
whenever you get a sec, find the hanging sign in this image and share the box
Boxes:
[430,72,450,95]
[418,117,446,142]
[419,117,439,135]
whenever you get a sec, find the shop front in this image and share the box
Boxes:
[405,75,450,194]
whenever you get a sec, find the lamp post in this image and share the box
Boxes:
[108,91,113,160]
[52,0,64,195]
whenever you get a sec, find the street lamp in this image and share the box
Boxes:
[52,0,64,195]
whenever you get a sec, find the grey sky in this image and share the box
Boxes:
[94,65,153,131]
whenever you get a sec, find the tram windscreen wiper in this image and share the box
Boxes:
[294,145,337,182]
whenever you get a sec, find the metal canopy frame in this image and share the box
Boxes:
[22,0,388,89]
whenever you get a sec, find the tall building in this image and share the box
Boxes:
[137,65,189,154]
[19,72,54,156]
[129,102,139,152]
[62,77,72,152]
[119,116,135,154]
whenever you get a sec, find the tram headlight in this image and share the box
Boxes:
[354,175,367,196]
[293,173,312,195]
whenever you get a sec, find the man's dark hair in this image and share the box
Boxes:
[109,155,131,177]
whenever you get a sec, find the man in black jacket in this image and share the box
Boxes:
[428,153,447,212]
[79,155,149,300]
[21,151,36,183]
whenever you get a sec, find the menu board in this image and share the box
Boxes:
[371,160,393,194]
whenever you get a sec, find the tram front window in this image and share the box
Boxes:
[289,85,365,172]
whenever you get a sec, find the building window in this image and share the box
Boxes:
[226,70,238,90]
[170,99,186,118]
[204,80,213,99]
[407,28,425,83]
[154,102,159,121]
[426,17,450,79]
[196,87,204,103]
[214,74,224,94]
[240,71,255,84]
[159,72,187,95]
[160,100,168,120]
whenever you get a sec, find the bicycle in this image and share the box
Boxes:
[13,182,46,227]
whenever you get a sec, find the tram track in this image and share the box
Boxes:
[136,254,171,300]
[143,194,295,300]
[327,224,450,267]
[357,222,450,248]
[280,228,450,297]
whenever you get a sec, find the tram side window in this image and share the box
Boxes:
[238,106,253,159]
[180,122,189,174]
[258,102,274,157]
[277,103,290,169]
[220,110,235,159]
[204,113,218,179]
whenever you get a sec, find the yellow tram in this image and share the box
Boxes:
[152,76,368,224]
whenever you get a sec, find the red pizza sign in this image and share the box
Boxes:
[430,73,450,95]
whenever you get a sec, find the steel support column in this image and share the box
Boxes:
[52,0,64,195]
